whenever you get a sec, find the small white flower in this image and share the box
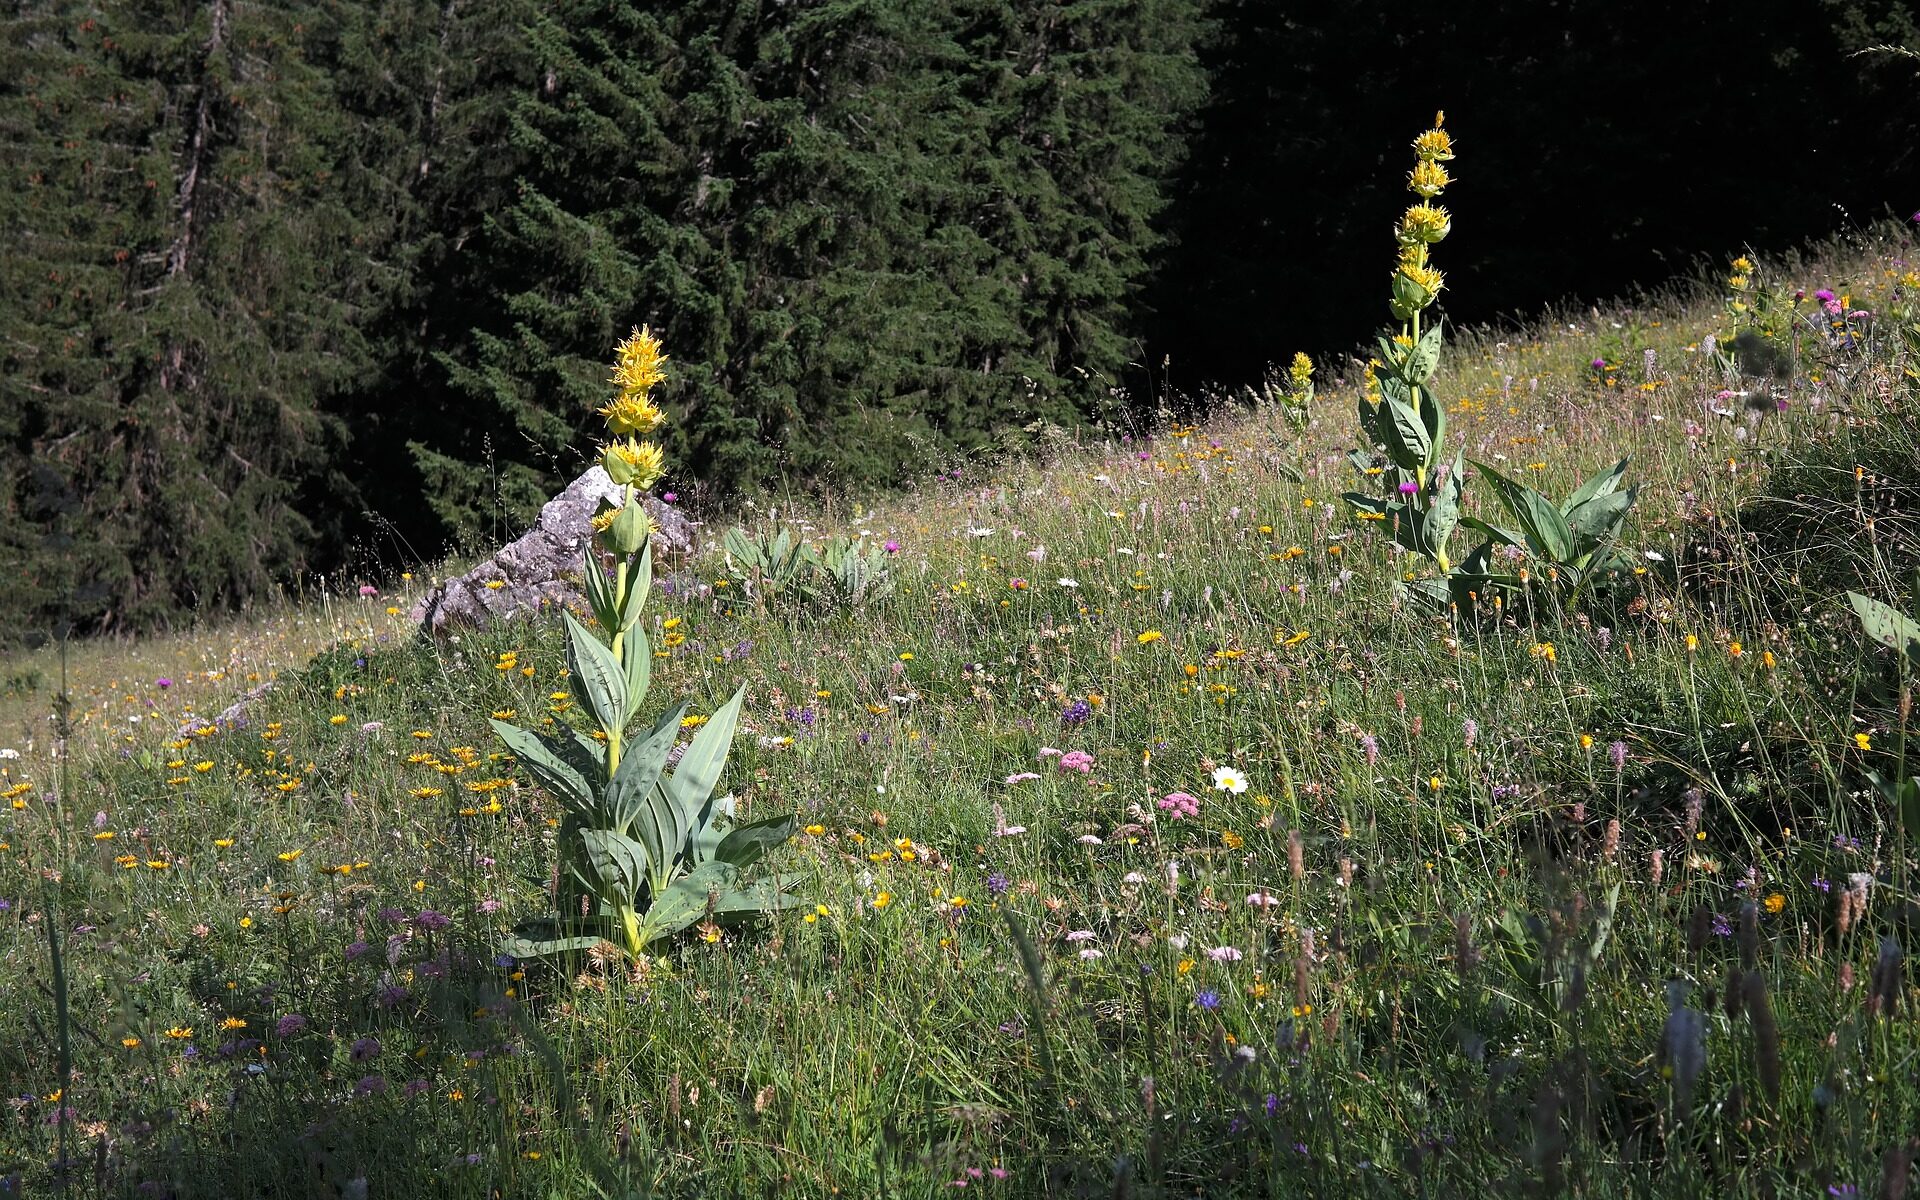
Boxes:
[996,826,1028,837]
[0,748,18,760]
[1211,766,1250,794]
[1057,578,1079,588]
[1167,933,1189,950]
[968,527,995,538]
[1643,550,1666,562]
[1076,834,1103,845]
[1078,948,1104,961]
[1122,871,1147,884]
[1247,891,1279,908]
[1065,930,1097,942]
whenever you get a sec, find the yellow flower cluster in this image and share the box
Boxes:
[597,326,669,493]
[593,327,671,551]
[1391,113,1453,321]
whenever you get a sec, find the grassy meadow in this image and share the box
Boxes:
[4,225,1920,1197]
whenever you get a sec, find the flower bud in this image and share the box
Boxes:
[604,500,653,555]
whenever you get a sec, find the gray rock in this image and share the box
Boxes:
[411,467,700,635]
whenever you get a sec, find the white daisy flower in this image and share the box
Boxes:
[1211,766,1250,794]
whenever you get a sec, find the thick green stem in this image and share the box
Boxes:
[605,481,637,776]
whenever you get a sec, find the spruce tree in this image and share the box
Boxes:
[2,0,385,633]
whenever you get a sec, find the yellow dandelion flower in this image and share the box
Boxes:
[1137,630,1164,645]
[1855,732,1873,751]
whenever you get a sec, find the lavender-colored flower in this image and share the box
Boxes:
[986,872,1010,896]
[1359,734,1380,766]
[406,1078,432,1098]
[1461,719,1477,749]
[350,1036,382,1063]
[354,1074,387,1098]
[1711,913,1733,938]
[413,910,452,932]
[1195,990,1222,1011]
[375,984,409,1010]
[275,1014,309,1038]
[345,940,371,962]
[1609,740,1628,771]
[376,907,406,923]
[1060,700,1092,727]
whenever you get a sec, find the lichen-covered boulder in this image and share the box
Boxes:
[411,468,699,635]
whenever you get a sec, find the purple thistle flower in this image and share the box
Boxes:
[1195,990,1222,1011]
[275,1014,309,1038]
[413,910,452,932]
[1060,699,1092,727]
[1398,481,1419,496]
[354,1074,387,1098]
[350,1036,382,1063]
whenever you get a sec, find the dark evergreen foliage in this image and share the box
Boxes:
[2,0,1915,637]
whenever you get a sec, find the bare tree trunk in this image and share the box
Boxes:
[163,0,230,282]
